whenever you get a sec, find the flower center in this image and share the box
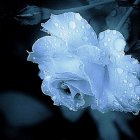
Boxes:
[60,82,71,95]
[74,93,81,100]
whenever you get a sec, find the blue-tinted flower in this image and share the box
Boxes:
[28,12,140,114]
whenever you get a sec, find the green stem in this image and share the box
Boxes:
[52,0,114,14]
[116,0,140,31]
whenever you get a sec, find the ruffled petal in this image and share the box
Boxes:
[41,77,85,111]
[98,29,126,57]
[27,36,68,64]
[82,60,105,100]
[66,80,93,96]
[50,55,85,78]
[75,45,109,66]
[41,12,98,50]
[111,55,140,76]
[101,64,140,113]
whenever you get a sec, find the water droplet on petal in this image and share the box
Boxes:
[114,38,126,52]
[69,21,76,29]
[86,24,91,29]
[45,75,51,80]
[106,30,110,33]
[132,59,138,64]
[123,80,127,83]
[52,96,56,101]
[75,13,82,21]
[76,29,79,33]
[54,22,58,27]
[91,32,95,36]
[107,38,111,42]
[117,68,123,74]
[81,25,85,29]
[99,32,104,40]
[113,30,117,35]
[129,83,133,87]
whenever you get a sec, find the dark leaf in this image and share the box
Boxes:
[116,0,134,7]
[116,0,140,10]
[15,5,51,25]
[0,92,52,126]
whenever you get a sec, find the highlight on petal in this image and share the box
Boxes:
[41,12,98,50]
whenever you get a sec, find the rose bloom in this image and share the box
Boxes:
[28,12,140,114]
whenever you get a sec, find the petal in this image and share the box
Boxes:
[41,78,85,111]
[111,55,140,76]
[98,29,126,57]
[66,79,93,96]
[82,60,105,99]
[103,65,140,113]
[41,12,98,49]
[27,36,68,64]
[49,55,85,78]
[75,45,109,66]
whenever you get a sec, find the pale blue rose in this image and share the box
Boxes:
[28,12,140,114]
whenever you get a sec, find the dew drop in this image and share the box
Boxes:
[117,68,123,74]
[113,30,117,35]
[91,32,95,36]
[86,24,91,29]
[76,29,79,33]
[123,79,127,83]
[41,23,45,26]
[107,38,111,42]
[114,38,126,52]
[81,25,85,29]
[54,22,58,27]
[33,57,35,60]
[106,30,110,33]
[75,13,82,21]
[99,32,104,40]
[52,96,56,101]
[110,56,116,63]
[129,83,133,88]
[69,21,76,29]
[45,75,51,80]
[132,59,138,64]
[60,32,63,36]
